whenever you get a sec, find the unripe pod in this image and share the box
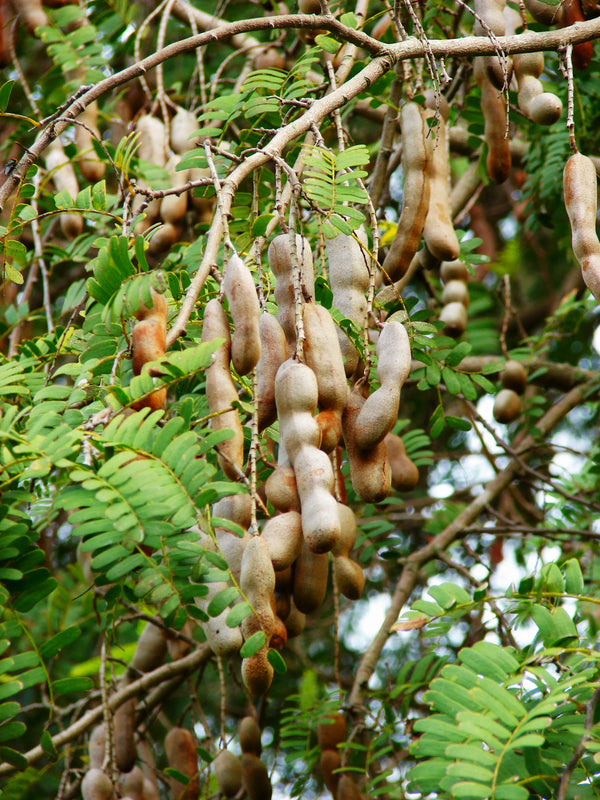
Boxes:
[213,750,243,798]
[268,234,315,353]
[239,716,262,756]
[354,320,411,450]
[81,768,114,800]
[223,254,261,376]
[501,360,527,394]
[164,727,199,800]
[261,510,303,570]
[256,313,288,431]
[440,301,468,338]
[493,388,522,423]
[293,541,329,614]
[442,280,469,308]
[201,299,244,479]
[113,697,136,773]
[384,433,419,492]
[563,152,600,302]
[382,103,431,282]
[326,227,369,376]
[241,753,272,800]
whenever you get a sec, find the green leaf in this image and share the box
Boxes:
[494,784,529,800]
[442,366,462,394]
[446,341,472,367]
[315,35,340,54]
[268,649,287,674]
[207,587,238,617]
[39,626,80,660]
[0,746,28,770]
[40,730,58,761]
[563,558,584,595]
[204,551,229,571]
[446,415,471,432]
[53,677,94,695]
[451,781,492,799]
[240,631,266,658]
[0,80,14,112]
[226,602,252,628]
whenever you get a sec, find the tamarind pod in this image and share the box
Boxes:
[129,620,167,675]
[141,779,160,800]
[442,280,470,308]
[131,318,166,376]
[493,388,522,423]
[213,493,253,528]
[213,750,243,798]
[201,299,244,480]
[523,0,565,24]
[261,510,303,570]
[528,93,563,126]
[160,155,189,224]
[293,445,341,553]
[332,503,357,558]
[268,234,315,353]
[275,565,293,594]
[88,724,105,769]
[166,621,193,661]
[302,302,348,452]
[271,613,288,650]
[242,648,274,696]
[13,0,47,32]
[283,597,306,637]
[422,96,460,262]
[563,152,600,302]
[164,727,199,800]
[293,541,329,614]
[474,0,512,88]
[354,320,411,451]
[317,713,346,751]
[265,465,301,513]
[44,138,83,239]
[256,312,287,431]
[119,766,144,800]
[331,503,364,600]
[241,753,273,800]
[239,716,262,756]
[441,259,469,283]
[135,114,167,168]
[382,103,431,282]
[240,536,276,640]
[325,227,369,377]
[275,590,291,620]
[200,584,244,656]
[564,0,593,69]
[81,768,114,800]
[215,527,251,582]
[474,60,511,185]
[275,359,321,458]
[223,254,261,376]
[113,697,137,773]
[336,773,363,800]
[134,287,168,322]
[440,301,468,338]
[74,102,105,182]
[147,222,180,255]
[189,167,213,221]
[501,360,528,393]
[384,432,419,492]
[170,107,198,154]
[342,391,391,503]
[320,749,342,799]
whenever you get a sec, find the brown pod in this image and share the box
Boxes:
[261,510,303,571]
[384,433,419,492]
[129,621,167,675]
[320,749,342,798]
[81,768,114,800]
[342,390,391,504]
[493,388,521,423]
[13,0,48,31]
[265,465,301,513]
[563,152,600,302]
[242,649,275,697]
[256,312,288,431]
[332,504,364,601]
[141,779,160,800]
[131,287,168,412]
[270,613,288,651]
[75,101,106,183]
[241,753,272,800]
[317,713,346,751]
[223,254,261,376]
[213,750,243,798]
[239,716,262,756]
[201,299,244,480]
[167,621,193,661]
[501,360,527,394]
[119,766,144,800]
[336,773,363,800]
[164,727,199,800]
[44,138,83,239]
[88,724,105,769]
[293,541,329,614]
[113,697,136,773]
[160,155,189,224]
[439,301,467,338]
[268,233,315,353]
[283,599,306,638]
[474,59,511,185]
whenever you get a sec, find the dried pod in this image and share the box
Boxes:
[213,750,243,798]
[239,716,262,756]
[493,388,522,423]
[563,152,600,302]
[384,433,419,492]
[113,697,136,773]
[164,727,199,800]
[241,753,272,800]
[501,360,528,394]
[81,768,114,800]
[317,713,346,751]
[224,254,261,376]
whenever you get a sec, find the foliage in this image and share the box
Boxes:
[1,0,600,799]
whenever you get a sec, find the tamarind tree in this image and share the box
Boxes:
[3,0,600,798]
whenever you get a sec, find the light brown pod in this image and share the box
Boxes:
[141,779,160,800]
[241,649,275,697]
[44,138,83,239]
[442,280,469,308]
[201,299,244,479]
[131,287,168,412]
[81,768,114,800]
[293,446,340,553]
[119,766,144,800]
[240,536,276,639]
[256,312,288,431]
[440,301,468,338]
[342,390,391,504]
[239,716,262,756]
[213,493,253,528]
[75,102,106,182]
[224,254,261,376]
[493,388,522,423]
[261,511,303,570]
[129,620,167,675]
[241,753,272,800]
[474,59,511,185]
[302,301,348,452]
[113,697,136,773]
[563,152,600,302]
[293,541,329,614]
[213,750,243,798]
[474,0,512,89]
[354,320,411,450]
[268,234,315,353]
[160,155,189,224]
[384,433,419,492]
[164,727,199,800]
[283,599,306,638]
[265,465,301,513]
[382,103,431,282]
[332,504,365,601]
[216,527,251,583]
[423,94,460,262]
[501,360,528,394]
[326,227,370,376]
[170,107,198,154]
[135,114,167,168]
[13,0,48,31]
[88,724,105,769]
[440,259,469,283]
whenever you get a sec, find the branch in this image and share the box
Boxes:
[348,378,599,710]
[0,645,212,777]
